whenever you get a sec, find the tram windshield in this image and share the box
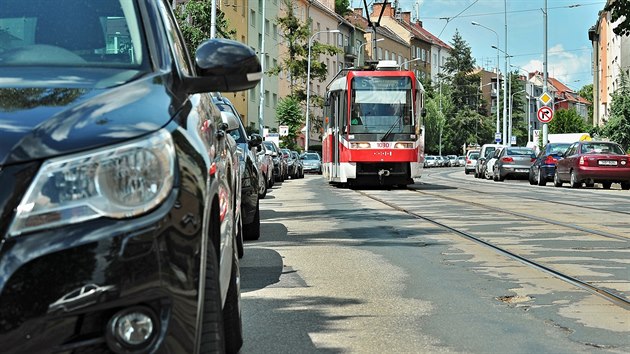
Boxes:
[350,76,414,135]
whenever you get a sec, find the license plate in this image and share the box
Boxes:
[516,169,529,173]
[598,160,618,166]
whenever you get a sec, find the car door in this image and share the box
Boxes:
[557,143,578,180]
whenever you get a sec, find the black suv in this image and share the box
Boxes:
[0,1,260,353]
[213,94,263,247]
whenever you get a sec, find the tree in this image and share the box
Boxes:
[605,0,630,37]
[441,30,480,114]
[335,0,351,16]
[275,96,303,150]
[578,84,594,125]
[175,0,236,51]
[601,73,630,151]
[548,108,587,134]
[269,0,340,101]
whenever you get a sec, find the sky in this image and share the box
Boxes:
[351,0,605,92]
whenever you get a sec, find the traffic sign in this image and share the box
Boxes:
[279,125,289,136]
[539,92,552,106]
[494,132,501,143]
[537,106,554,123]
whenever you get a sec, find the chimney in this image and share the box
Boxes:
[415,20,423,28]
[371,2,395,18]
[353,8,363,17]
[401,11,411,24]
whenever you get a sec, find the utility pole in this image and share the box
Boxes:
[502,0,508,147]
[258,0,266,134]
[542,0,549,147]
[210,0,216,39]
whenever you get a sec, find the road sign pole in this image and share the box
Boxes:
[542,0,549,147]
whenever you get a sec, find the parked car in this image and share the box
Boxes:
[493,147,537,181]
[213,94,263,244]
[264,140,287,182]
[447,155,458,167]
[483,147,504,180]
[528,143,572,186]
[0,1,262,352]
[475,144,503,178]
[282,148,298,178]
[257,141,275,194]
[291,151,305,178]
[554,141,630,189]
[457,156,466,167]
[464,151,480,175]
[424,155,438,168]
[301,152,323,174]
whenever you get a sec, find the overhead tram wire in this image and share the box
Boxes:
[419,1,605,20]
[437,0,479,38]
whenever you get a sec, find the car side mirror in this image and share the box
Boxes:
[219,111,240,131]
[187,38,262,93]
[249,133,263,148]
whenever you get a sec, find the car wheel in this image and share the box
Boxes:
[243,200,260,241]
[258,173,267,199]
[570,170,581,188]
[585,181,595,188]
[537,168,547,186]
[621,182,630,190]
[223,242,243,354]
[497,172,505,182]
[602,182,612,189]
[236,214,243,259]
[528,170,536,185]
[199,232,225,352]
[553,170,563,187]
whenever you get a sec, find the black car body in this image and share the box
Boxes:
[213,94,262,243]
[529,143,572,186]
[0,1,261,353]
[263,140,287,182]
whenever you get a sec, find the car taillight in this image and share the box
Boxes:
[544,155,557,164]
[579,156,585,165]
[501,157,514,163]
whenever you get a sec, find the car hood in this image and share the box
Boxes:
[0,67,177,165]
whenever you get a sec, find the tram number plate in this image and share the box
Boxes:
[598,160,617,166]
[376,142,392,148]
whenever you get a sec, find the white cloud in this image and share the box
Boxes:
[521,44,591,87]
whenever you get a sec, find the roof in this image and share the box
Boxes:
[412,22,452,50]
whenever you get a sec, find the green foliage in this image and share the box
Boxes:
[605,0,630,37]
[548,108,587,134]
[424,85,453,154]
[335,0,351,16]
[441,30,480,113]
[276,96,303,150]
[175,0,235,52]
[578,84,594,125]
[602,73,630,151]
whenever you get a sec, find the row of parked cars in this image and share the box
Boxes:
[464,141,630,189]
[0,1,303,353]
[425,154,467,168]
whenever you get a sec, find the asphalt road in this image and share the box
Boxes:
[239,169,630,353]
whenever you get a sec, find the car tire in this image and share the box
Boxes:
[199,235,225,353]
[553,170,563,187]
[528,170,536,185]
[243,200,260,241]
[585,181,595,188]
[602,182,612,189]
[497,173,505,182]
[537,168,547,186]
[223,243,243,354]
[236,215,243,259]
[621,182,630,190]
[570,170,581,188]
[258,174,267,199]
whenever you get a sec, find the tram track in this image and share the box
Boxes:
[355,189,630,311]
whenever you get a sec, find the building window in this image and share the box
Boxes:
[258,0,263,11]
[273,24,278,39]
[385,49,389,59]
[421,49,426,62]
[273,93,278,108]
[417,47,421,58]
[265,54,269,71]
[317,23,321,39]
[265,19,270,35]
[377,48,382,60]
[250,10,256,27]
[338,33,343,47]
[250,88,256,101]
[398,55,403,65]
[326,28,330,44]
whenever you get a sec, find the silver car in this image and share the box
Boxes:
[493,147,537,181]
[301,152,322,174]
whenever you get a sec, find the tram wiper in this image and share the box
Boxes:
[381,106,404,142]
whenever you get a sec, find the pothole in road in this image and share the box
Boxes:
[496,295,533,304]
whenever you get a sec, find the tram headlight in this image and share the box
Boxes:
[394,143,413,149]
[351,142,371,149]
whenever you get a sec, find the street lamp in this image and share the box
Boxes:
[472,21,501,140]
[306,29,340,152]
[399,57,422,69]
[357,38,383,65]
[492,45,512,146]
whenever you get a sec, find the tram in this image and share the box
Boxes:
[322,60,425,186]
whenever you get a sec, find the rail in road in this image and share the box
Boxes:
[349,169,630,310]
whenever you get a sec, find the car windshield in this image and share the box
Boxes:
[581,142,625,155]
[507,148,536,157]
[0,0,148,68]
[548,144,571,154]
[303,153,320,160]
[469,153,479,159]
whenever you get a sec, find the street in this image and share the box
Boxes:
[240,169,630,353]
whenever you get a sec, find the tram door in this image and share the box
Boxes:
[331,92,340,179]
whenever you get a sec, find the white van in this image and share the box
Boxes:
[475,144,503,178]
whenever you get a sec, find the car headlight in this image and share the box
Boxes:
[9,130,175,237]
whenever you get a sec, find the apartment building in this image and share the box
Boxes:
[220,0,249,122]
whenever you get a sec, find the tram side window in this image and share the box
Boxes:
[339,91,347,133]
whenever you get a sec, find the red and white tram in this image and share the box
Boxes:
[322,61,425,186]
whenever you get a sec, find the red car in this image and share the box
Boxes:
[554,141,630,189]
